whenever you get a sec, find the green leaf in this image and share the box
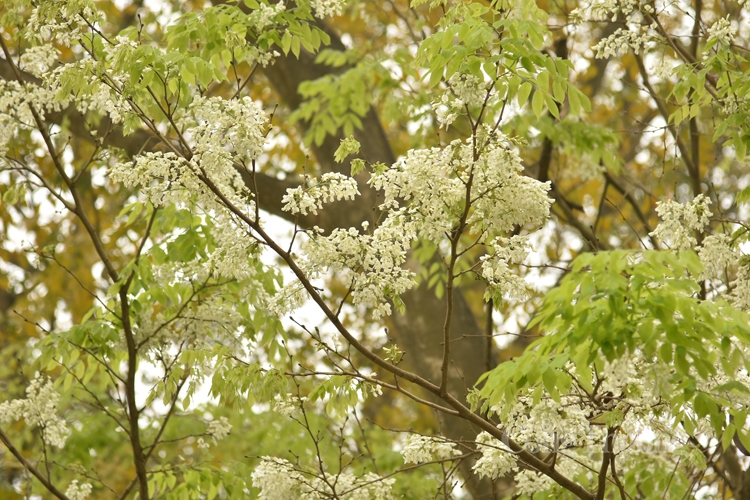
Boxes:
[281,31,292,55]
[350,158,366,176]
[532,89,544,118]
[334,136,361,163]
[693,392,717,419]
[542,368,560,402]
[723,423,737,451]
[517,82,532,107]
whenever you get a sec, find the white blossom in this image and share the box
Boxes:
[401,434,460,464]
[448,73,487,109]
[282,173,360,216]
[252,457,308,499]
[472,432,517,480]
[650,58,675,81]
[187,95,268,163]
[298,218,417,319]
[431,73,488,127]
[26,1,101,46]
[303,472,395,500]
[65,480,93,500]
[499,394,592,450]
[0,79,73,156]
[593,28,654,58]
[251,2,286,30]
[649,194,712,250]
[480,236,533,300]
[269,281,310,316]
[19,46,59,78]
[707,17,736,46]
[370,132,551,245]
[731,263,750,311]
[111,96,269,282]
[515,469,554,495]
[432,94,460,128]
[273,394,305,416]
[698,233,736,280]
[310,0,347,18]
[207,416,232,443]
[371,145,464,242]
[0,373,70,448]
[585,0,640,21]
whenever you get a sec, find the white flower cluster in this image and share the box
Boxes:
[449,73,487,109]
[599,350,668,408]
[593,27,653,58]
[282,173,360,216]
[650,58,675,81]
[305,472,395,500]
[515,469,554,495]
[584,0,640,21]
[132,282,252,354]
[471,432,517,480]
[39,57,130,125]
[0,373,70,448]
[205,211,261,280]
[251,2,287,30]
[432,73,488,127]
[649,194,712,250]
[499,395,592,450]
[251,457,395,500]
[300,217,417,319]
[0,79,72,155]
[111,152,191,207]
[188,96,268,164]
[277,132,549,317]
[371,146,463,241]
[102,35,139,61]
[707,17,736,46]
[480,236,532,300]
[65,480,93,500]
[268,281,309,316]
[26,0,101,47]
[698,233,736,280]
[371,133,551,245]
[273,394,306,416]
[252,457,308,499]
[514,456,583,495]
[401,434,460,464]
[310,0,347,18]
[207,416,232,443]
[112,96,269,281]
[224,29,247,51]
[731,263,750,311]
[87,76,131,124]
[19,45,59,78]
[432,94,461,128]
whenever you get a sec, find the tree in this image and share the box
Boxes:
[2,0,750,498]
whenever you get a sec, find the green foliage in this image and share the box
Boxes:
[3,0,750,498]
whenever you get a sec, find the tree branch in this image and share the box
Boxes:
[0,426,71,500]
